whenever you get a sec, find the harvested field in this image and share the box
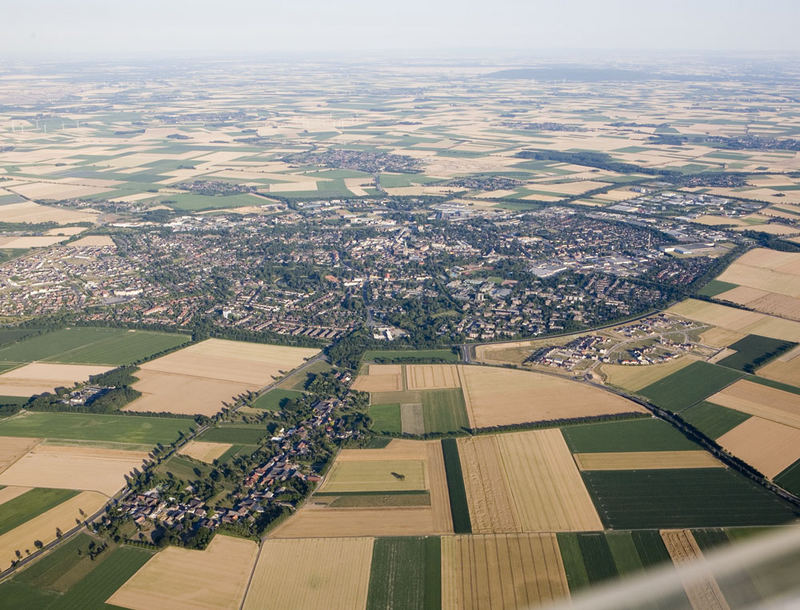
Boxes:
[0,444,147,496]
[458,365,644,428]
[320,460,426,493]
[243,537,373,610]
[401,403,425,435]
[0,235,67,248]
[669,299,800,343]
[352,364,403,393]
[717,417,800,478]
[127,369,250,416]
[601,356,696,392]
[441,533,569,610]
[177,440,232,464]
[757,345,800,386]
[0,362,112,396]
[717,248,800,295]
[0,201,98,225]
[0,491,106,569]
[574,451,722,471]
[707,380,800,429]
[107,535,258,610]
[661,529,729,610]
[0,436,40,474]
[140,338,318,385]
[0,486,32,507]
[474,340,536,365]
[405,364,461,390]
[69,235,115,247]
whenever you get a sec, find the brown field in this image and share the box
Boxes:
[573,451,722,471]
[270,440,451,537]
[441,533,569,610]
[319,459,426,493]
[716,250,800,307]
[9,180,111,201]
[699,327,747,349]
[661,530,729,610]
[0,363,112,396]
[351,364,403,392]
[745,293,800,322]
[243,537,373,610]
[405,364,461,390]
[757,345,800,385]
[127,369,251,416]
[0,201,99,225]
[0,235,68,248]
[0,491,106,569]
[69,235,115,247]
[0,436,40,474]
[669,299,800,343]
[0,444,147,496]
[601,356,697,391]
[708,380,800,429]
[458,365,644,428]
[0,486,32,506]
[717,417,800,479]
[177,440,232,463]
[401,403,425,435]
[107,535,258,610]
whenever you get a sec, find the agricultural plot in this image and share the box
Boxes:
[0,411,193,445]
[362,349,459,364]
[0,491,106,569]
[717,417,800,479]
[243,537,374,610]
[405,364,461,390]
[638,361,743,412]
[270,440,452,538]
[681,402,752,439]
[127,338,318,416]
[661,529,729,610]
[365,537,440,610]
[706,379,800,429]
[601,355,696,392]
[177,440,232,463]
[562,418,699,453]
[0,488,78,536]
[668,299,800,343]
[717,334,797,372]
[352,364,404,393]
[441,533,569,610]
[755,345,800,386]
[197,424,265,445]
[0,436,40,475]
[458,365,645,428]
[581,469,798,529]
[0,443,147,496]
[252,388,303,411]
[107,534,258,610]
[574,451,722,471]
[775,461,800,496]
[368,403,402,434]
[0,362,112,396]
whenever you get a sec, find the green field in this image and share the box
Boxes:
[0,412,193,445]
[561,418,699,453]
[639,361,744,412]
[369,404,402,434]
[681,401,751,439]
[697,279,739,297]
[198,424,265,444]
[0,488,79,536]
[422,389,469,434]
[718,335,797,373]
[278,360,331,391]
[252,388,303,411]
[440,439,471,534]
[0,328,39,348]
[362,349,460,364]
[366,537,441,610]
[216,443,255,463]
[775,459,800,496]
[0,327,188,366]
[158,192,266,211]
[582,469,799,529]
[155,454,212,482]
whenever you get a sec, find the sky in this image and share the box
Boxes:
[2,0,800,61]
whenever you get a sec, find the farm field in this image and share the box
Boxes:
[107,534,258,610]
[196,424,265,445]
[582,468,799,529]
[362,349,460,364]
[706,379,800,428]
[716,334,797,372]
[0,443,147,496]
[574,450,722,471]
[0,411,193,445]
[365,536,441,610]
[0,327,189,367]
[441,533,569,610]
[561,418,699,453]
[405,364,461,390]
[243,537,374,610]
[177,440,232,463]
[661,529,729,610]
[270,440,452,538]
[458,429,602,533]
[126,338,318,416]
[717,417,800,479]
[0,488,77,536]
[458,365,645,428]
[0,490,106,569]
[0,362,112,396]
[638,361,743,412]
[252,388,303,411]
[368,403,402,434]
[755,344,800,386]
[668,299,800,343]
[680,401,752,439]
[600,355,696,392]
[0,436,40,474]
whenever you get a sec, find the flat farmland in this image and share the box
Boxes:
[0,444,147,496]
[582,469,799,529]
[352,364,404,392]
[661,529,729,610]
[441,533,569,610]
[574,450,722,471]
[320,460,427,493]
[668,299,800,343]
[717,334,797,372]
[243,537,373,610]
[562,418,699,453]
[177,440,232,463]
[638,361,743,412]
[366,537,441,610]
[458,365,644,428]
[717,417,800,478]
[715,249,800,313]
[0,491,106,569]
[707,379,800,428]
[107,534,258,610]
[125,369,250,416]
[601,356,696,392]
[681,401,752,439]
[0,436,40,474]
[0,362,112,396]
[0,488,78,536]
[0,411,193,445]
[757,345,800,386]
[405,364,461,390]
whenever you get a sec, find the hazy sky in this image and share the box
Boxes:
[3,0,800,61]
